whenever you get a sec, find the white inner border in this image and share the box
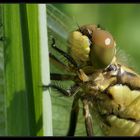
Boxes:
[38,4,53,136]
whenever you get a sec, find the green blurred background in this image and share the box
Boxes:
[53,4,140,72]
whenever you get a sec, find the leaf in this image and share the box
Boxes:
[0,5,6,136]
[39,4,53,136]
[0,4,48,136]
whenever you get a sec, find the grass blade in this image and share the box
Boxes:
[2,4,45,136]
[38,4,53,136]
[3,4,30,135]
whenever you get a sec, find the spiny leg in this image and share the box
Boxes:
[44,82,81,136]
[43,83,80,97]
[50,38,90,82]
[50,38,92,135]
[43,82,80,135]
[43,83,71,96]
[51,38,79,69]
[67,93,81,136]
[82,99,94,136]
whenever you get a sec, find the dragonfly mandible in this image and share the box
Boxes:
[44,5,140,136]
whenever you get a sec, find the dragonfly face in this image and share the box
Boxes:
[47,5,140,136]
[68,24,116,70]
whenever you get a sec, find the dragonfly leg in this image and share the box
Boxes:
[51,38,90,82]
[51,38,79,69]
[43,83,80,97]
[49,53,70,72]
[43,83,71,96]
[82,99,94,136]
[67,93,81,136]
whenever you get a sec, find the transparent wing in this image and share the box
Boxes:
[116,47,135,70]
[47,4,70,39]
[46,4,87,136]
[47,4,76,72]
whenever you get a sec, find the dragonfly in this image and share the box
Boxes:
[44,4,140,136]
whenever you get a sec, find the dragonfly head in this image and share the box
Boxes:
[68,24,116,69]
[90,25,116,69]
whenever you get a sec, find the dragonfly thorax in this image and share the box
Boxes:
[80,64,118,96]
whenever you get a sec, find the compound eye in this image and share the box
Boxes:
[90,29,116,69]
[92,29,116,49]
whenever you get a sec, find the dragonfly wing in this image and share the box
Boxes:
[47,5,88,136]
[47,4,69,39]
